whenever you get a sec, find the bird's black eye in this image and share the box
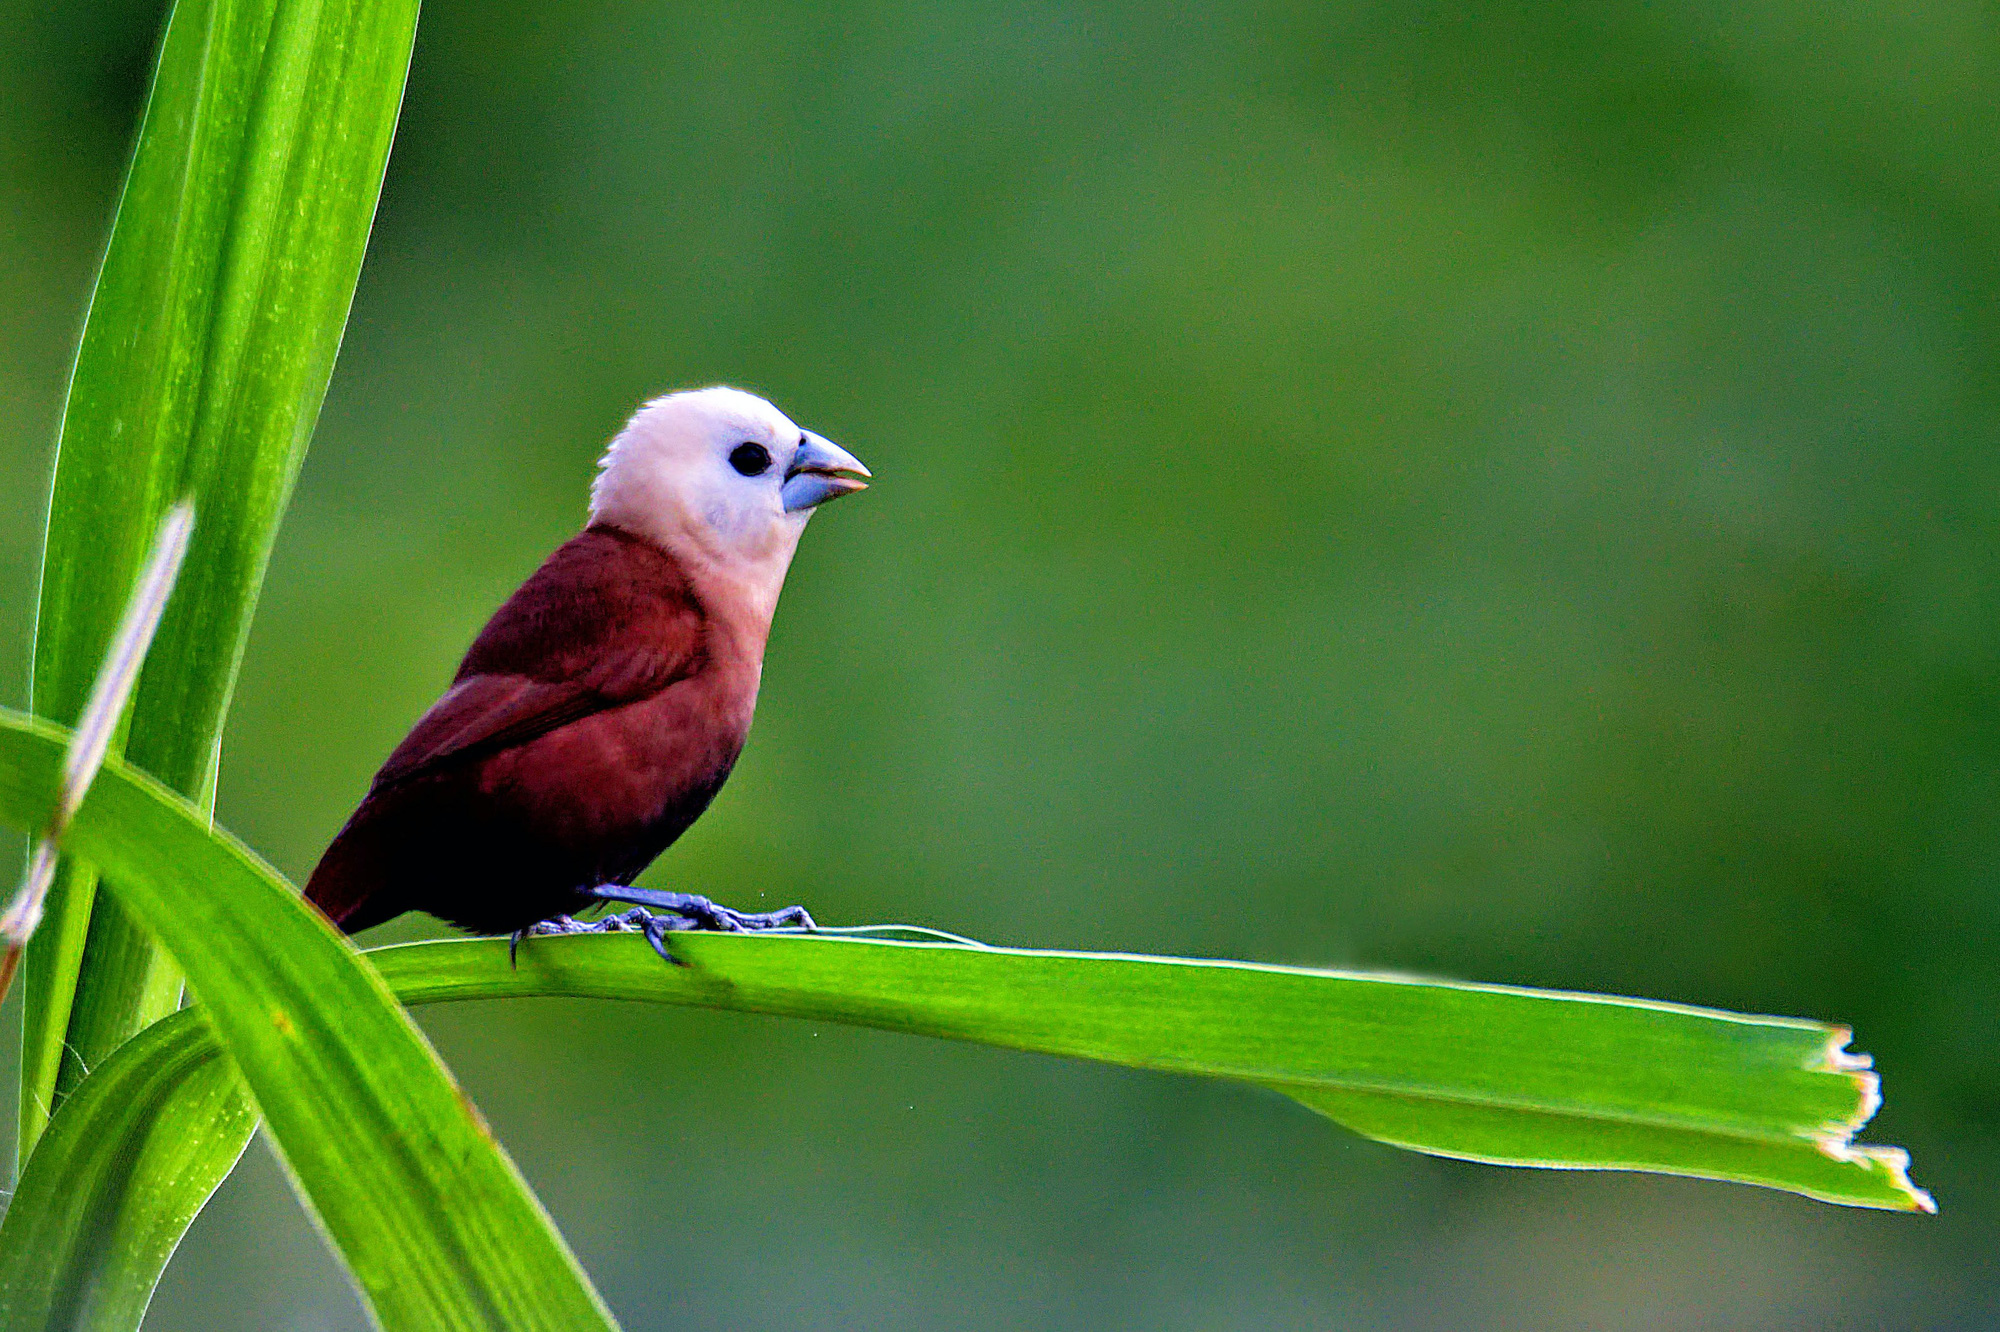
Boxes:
[729,442,771,476]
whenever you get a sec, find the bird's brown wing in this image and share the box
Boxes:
[370,675,608,788]
[371,647,687,790]
[368,528,708,790]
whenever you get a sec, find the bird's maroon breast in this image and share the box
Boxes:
[477,663,757,863]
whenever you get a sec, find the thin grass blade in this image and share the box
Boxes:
[1,506,191,979]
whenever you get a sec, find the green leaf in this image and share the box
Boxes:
[0,1011,253,1332]
[378,933,1931,1214]
[1,936,1931,1332]
[0,714,1930,1332]
[1283,1085,1915,1211]
[0,713,618,1331]
[22,0,421,1158]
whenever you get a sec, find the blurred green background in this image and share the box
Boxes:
[4,0,1997,1326]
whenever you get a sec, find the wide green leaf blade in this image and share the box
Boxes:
[0,935,1932,1332]
[0,712,618,1331]
[0,713,1929,1274]
[0,1012,253,1332]
[23,0,421,1156]
[2,927,1930,1332]
[1281,1085,1913,1211]
[377,932,1930,1212]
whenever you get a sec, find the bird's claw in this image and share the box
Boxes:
[512,895,815,968]
[511,914,588,967]
[614,896,816,967]
[644,893,816,934]
[509,909,671,964]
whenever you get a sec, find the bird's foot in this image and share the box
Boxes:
[582,885,814,935]
[509,908,692,966]
[510,888,816,967]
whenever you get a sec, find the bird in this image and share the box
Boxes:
[304,386,869,958]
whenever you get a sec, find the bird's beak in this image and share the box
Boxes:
[782,433,871,512]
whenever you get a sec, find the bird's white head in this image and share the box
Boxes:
[590,386,869,621]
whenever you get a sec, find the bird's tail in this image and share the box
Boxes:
[303,815,407,936]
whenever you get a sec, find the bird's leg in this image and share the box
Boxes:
[581,884,816,934]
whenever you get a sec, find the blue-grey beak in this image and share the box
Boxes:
[781,432,871,512]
